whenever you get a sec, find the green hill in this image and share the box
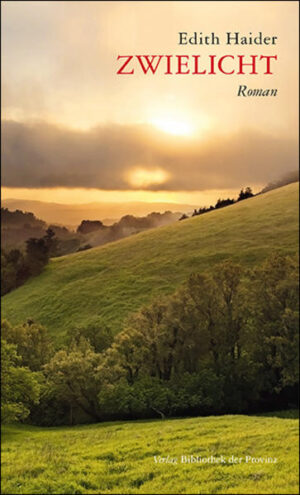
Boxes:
[2,183,299,342]
[2,411,299,494]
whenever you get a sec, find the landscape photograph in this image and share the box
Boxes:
[1,1,299,494]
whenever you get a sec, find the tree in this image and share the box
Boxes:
[1,249,29,295]
[44,339,103,423]
[77,220,105,234]
[1,251,17,295]
[1,339,41,423]
[68,319,113,353]
[246,254,299,395]
[98,376,172,419]
[1,319,53,371]
[179,213,189,221]
[44,228,58,256]
[237,187,254,201]
[185,262,246,373]
[109,295,199,383]
[107,322,151,384]
[1,229,58,296]
[212,261,245,361]
[25,237,49,276]
[215,198,235,209]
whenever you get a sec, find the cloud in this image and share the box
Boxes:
[2,119,298,191]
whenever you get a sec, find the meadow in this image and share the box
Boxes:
[2,183,299,343]
[1,411,299,494]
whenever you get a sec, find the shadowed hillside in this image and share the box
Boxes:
[2,182,299,342]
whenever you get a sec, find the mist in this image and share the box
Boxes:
[261,170,299,193]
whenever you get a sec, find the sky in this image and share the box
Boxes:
[1,1,299,207]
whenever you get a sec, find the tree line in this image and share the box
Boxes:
[1,253,298,425]
[180,187,254,221]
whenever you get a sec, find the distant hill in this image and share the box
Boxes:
[1,207,181,254]
[1,208,46,229]
[1,207,82,254]
[2,183,299,343]
[2,199,196,227]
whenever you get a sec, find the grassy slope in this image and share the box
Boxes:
[2,183,299,341]
[2,412,299,494]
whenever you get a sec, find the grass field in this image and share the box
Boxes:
[1,411,298,494]
[2,183,299,342]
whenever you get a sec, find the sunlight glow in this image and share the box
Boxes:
[126,167,170,188]
[150,117,194,136]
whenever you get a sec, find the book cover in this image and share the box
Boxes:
[1,1,299,494]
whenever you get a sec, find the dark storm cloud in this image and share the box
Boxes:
[2,120,298,191]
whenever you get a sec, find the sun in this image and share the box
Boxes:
[150,117,194,136]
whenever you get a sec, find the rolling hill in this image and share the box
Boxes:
[2,183,299,342]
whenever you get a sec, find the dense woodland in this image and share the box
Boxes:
[2,253,298,425]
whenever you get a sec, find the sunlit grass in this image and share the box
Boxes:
[2,411,299,494]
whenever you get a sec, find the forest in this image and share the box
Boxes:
[2,253,298,426]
